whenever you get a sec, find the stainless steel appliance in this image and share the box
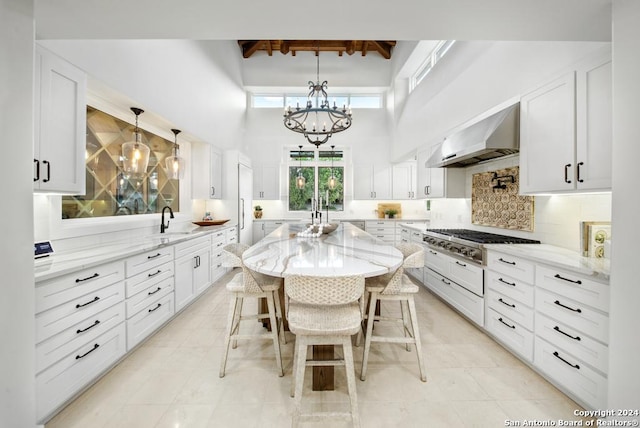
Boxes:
[423,228,540,265]
[422,228,540,327]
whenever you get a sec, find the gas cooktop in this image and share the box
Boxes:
[425,229,541,244]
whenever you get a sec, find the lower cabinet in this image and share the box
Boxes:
[174,235,212,312]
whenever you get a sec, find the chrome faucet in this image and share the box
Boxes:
[160,206,174,233]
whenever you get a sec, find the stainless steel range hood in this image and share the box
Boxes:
[426,102,519,168]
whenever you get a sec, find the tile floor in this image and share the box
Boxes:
[45,271,590,428]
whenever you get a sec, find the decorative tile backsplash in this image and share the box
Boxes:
[471,166,534,231]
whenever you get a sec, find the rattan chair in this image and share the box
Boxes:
[285,274,365,428]
[360,242,427,382]
[219,243,285,378]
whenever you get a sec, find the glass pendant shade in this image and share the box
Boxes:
[165,129,186,180]
[296,145,306,189]
[122,108,150,178]
[327,175,337,190]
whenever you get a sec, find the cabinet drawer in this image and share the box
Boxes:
[174,235,211,259]
[36,281,125,343]
[211,236,227,251]
[485,308,533,361]
[125,246,174,278]
[36,323,126,423]
[226,226,237,237]
[127,292,175,350]
[447,258,483,297]
[486,269,534,306]
[36,261,124,314]
[534,336,607,410]
[486,288,534,330]
[36,301,125,373]
[536,265,609,312]
[365,220,394,229]
[210,230,226,244]
[410,231,424,242]
[536,288,609,343]
[486,251,535,284]
[425,269,484,327]
[425,247,448,275]
[536,312,608,374]
[125,261,173,298]
[126,277,174,318]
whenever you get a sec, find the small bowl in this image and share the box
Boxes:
[306,223,339,234]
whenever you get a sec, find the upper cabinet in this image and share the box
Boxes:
[392,161,418,199]
[519,52,612,194]
[191,143,222,199]
[417,146,466,199]
[34,46,87,194]
[253,163,279,200]
[353,164,392,200]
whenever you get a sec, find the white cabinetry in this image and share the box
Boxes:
[210,228,228,282]
[520,52,612,194]
[253,163,279,200]
[365,220,395,243]
[423,247,484,326]
[34,45,87,194]
[392,161,418,199]
[485,251,536,361]
[421,144,466,198]
[253,220,298,243]
[353,164,392,200]
[533,265,609,410]
[124,247,175,350]
[174,236,212,312]
[35,261,126,422]
[192,143,223,199]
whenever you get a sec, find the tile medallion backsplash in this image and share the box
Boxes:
[471,166,534,231]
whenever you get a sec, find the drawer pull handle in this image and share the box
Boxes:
[455,261,467,267]
[553,273,582,285]
[75,273,99,283]
[76,320,100,334]
[498,317,515,329]
[553,351,580,369]
[498,258,516,265]
[75,343,99,360]
[498,298,516,308]
[148,270,162,278]
[429,250,438,255]
[76,296,100,309]
[148,286,161,296]
[554,300,582,313]
[441,278,451,285]
[553,325,581,341]
[147,253,162,259]
[148,303,162,313]
[498,277,516,287]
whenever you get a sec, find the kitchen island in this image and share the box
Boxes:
[243,222,404,391]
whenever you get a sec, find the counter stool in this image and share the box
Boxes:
[285,274,365,428]
[360,242,426,382]
[219,243,285,378]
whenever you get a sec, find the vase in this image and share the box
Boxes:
[254,211,262,219]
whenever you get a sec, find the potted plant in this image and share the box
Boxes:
[384,209,398,219]
[254,205,263,219]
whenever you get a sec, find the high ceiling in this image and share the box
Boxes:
[238,40,397,59]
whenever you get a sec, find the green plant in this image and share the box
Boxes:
[385,209,398,218]
[254,205,262,211]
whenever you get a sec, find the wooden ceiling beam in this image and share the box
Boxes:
[370,41,393,59]
[239,40,263,59]
[237,40,395,59]
[361,41,368,57]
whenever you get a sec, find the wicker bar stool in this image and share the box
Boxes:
[285,274,365,428]
[219,243,285,378]
[360,242,427,382]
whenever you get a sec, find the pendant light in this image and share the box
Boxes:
[122,107,150,178]
[165,128,186,180]
[295,145,306,189]
[327,145,338,190]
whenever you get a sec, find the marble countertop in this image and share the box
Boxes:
[483,243,610,281]
[34,224,237,282]
[242,222,404,278]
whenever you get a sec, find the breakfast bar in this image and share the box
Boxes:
[243,222,404,390]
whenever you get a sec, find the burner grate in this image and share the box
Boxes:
[426,229,540,244]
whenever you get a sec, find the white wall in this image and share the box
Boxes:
[608,0,640,411]
[37,39,246,149]
[393,41,611,161]
[0,0,37,426]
